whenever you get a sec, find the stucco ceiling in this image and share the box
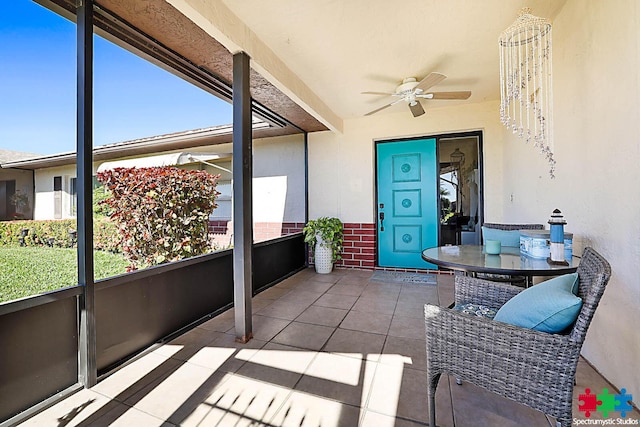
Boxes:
[219,0,566,122]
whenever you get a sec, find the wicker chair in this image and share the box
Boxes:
[480,223,545,285]
[424,247,611,427]
[482,223,545,232]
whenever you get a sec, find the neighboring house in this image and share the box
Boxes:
[2,0,638,409]
[0,123,306,244]
[0,149,39,220]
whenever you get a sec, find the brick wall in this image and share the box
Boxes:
[280,222,305,235]
[336,222,376,269]
[254,222,305,242]
[306,221,443,273]
[208,220,304,248]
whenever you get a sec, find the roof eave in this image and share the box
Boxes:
[0,122,277,170]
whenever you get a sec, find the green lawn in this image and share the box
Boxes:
[0,247,128,303]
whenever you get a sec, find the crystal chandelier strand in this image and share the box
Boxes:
[499,8,555,178]
[546,27,554,154]
[499,39,505,123]
[518,29,523,138]
[525,26,530,143]
[532,30,537,143]
[536,26,541,144]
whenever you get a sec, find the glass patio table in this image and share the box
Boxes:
[422,245,580,287]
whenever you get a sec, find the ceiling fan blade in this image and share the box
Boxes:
[427,91,472,100]
[409,101,425,117]
[364,98,405,116]
[361,91,396,96]
[415,72,447,92]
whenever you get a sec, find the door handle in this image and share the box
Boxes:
[379,211,385,231]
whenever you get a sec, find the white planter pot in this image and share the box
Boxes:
[314,235,334,274]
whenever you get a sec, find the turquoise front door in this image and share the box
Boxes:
[376,139,438,269]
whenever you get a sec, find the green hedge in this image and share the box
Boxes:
[0,218,120,252]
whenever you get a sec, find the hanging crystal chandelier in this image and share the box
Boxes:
[499,8,556,178]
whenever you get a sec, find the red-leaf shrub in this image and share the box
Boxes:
[97,167,220,271]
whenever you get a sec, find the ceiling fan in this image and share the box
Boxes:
[362,72,471,117]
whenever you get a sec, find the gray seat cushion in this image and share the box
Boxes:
[453,303,498,319]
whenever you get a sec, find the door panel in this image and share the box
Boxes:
[0,180,16,220]
[377,139,438,269]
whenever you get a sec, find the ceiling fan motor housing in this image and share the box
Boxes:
[396,77,419,94]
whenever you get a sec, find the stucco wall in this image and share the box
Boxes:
[253,133,306,223]
[500,0,640,396]
[308,101,505,223]
[200,133,306,223]
[34,164,87,220]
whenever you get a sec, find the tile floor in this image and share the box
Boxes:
[21,268,638,426]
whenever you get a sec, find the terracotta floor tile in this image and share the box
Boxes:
[351,295,398,315]
[270,390,362,426]
[153,327,226,361]
[255,300,311,321]
[323,328,386,360]
[367,365,436,425]
[86,403,171,427]
[313,293,358,310]
[186,334,267,373]
[361,410,430,427]
[20,389,115,427]
[93,353,182,402]
[382,335,427,371]
[234,343,316,389]
[296,352,377,407]
[295,304,348,327]
[449,379,551,427]
[277,289,324,305]
[296,279,336,293]
[178,372,291,426]
[340,310,392,335]
[326,283,367,297]
[305,272,342,283]
[387,314,427,340]
[124,362,226,422]
[271,321,335,350]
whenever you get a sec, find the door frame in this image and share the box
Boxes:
[374,130,484,269]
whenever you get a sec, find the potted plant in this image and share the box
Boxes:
[303,217,343,274]
[9,190,29,219]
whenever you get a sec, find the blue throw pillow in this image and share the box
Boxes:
[481,226,521,247]
[494,273,581,333]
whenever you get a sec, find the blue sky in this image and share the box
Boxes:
[0,0,232,155]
